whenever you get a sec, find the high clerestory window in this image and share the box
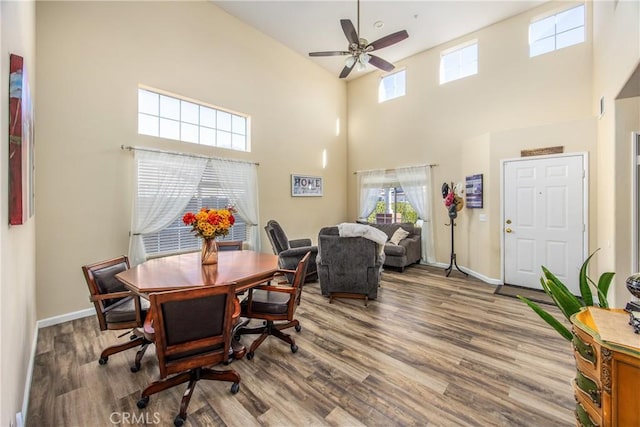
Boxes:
[439,40,478,84]
[138,87,250,152]
[529,4,585,57]
[379,69,406,103]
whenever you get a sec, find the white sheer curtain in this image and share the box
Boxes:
[212,158,260,251]
[357,170,386,220]
[129,150,207,266]
[396,165,435,263]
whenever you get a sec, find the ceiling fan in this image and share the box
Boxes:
[308,0,409,79]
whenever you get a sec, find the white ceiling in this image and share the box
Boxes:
[212,0,547,80]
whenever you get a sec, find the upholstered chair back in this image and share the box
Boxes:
[264,220,290,254]
[317,226,382,301]
[150,284,235,379]
[90,260,129,309]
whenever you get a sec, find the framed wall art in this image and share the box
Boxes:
[291,174,323,197]
[9,53,34,225]
[465,173,483,209]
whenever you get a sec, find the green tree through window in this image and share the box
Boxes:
[366,187,418,224]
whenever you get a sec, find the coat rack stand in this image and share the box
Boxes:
[445,219,468,277]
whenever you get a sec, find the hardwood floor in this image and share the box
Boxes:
[26,265,575,427]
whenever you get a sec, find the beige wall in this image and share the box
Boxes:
[35,1,347,320]
[6,0,637,420]
[592,0,640,307]
[1,0,37,424]
[347,1,593,281]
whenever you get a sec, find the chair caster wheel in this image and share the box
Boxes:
[230,382,240,394]
[246,351,254,360]
[137,397,149,409]
[295,325,301,332]
[98,357,108,365]
[174,415,184,426]
[130,365,140,373]
[291,344,298,353]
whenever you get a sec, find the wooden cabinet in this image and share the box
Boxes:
[571,308,640,426]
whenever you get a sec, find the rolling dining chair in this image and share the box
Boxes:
[81,255,151,372]
[217,240,244,251]
[235,252,310,359]
[137,284,241,427]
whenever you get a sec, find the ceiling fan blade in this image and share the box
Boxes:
[340,19,359,45]
[339,62,356,79]
[368,55,395,72]
[309,51,350,57]
[367,30,409,51]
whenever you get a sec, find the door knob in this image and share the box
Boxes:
[505,228,512,233]
[506,219,512,224]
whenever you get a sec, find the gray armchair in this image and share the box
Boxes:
[316,226,384,306]
[264,220,318,282]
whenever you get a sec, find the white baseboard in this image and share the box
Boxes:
[20,327,38,427]
[21,308,96,424]
[423,262,502,286]
[37,307,95,328]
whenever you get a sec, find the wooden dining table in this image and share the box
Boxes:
[116,250,279,296]
[115,250,280,360]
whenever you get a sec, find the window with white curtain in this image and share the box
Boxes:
[141,161,250,257]
[356,165,435,264]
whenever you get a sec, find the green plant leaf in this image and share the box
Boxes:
[541,266,584,320]
[596,272,615,308]
[542,266,573,296]
[545,280,584,321]
[520,250,614,344]
[517,295,573,341]
[579,251,598,306]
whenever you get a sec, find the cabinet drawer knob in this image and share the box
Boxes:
[575,370,601,408]
[575,400,600,427]
[572,330,596,365]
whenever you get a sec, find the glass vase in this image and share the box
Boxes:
[201,239,218,265]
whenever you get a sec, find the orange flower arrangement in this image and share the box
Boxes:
[182,207,236,240]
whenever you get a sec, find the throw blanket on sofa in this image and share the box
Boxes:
[337,223,388,256]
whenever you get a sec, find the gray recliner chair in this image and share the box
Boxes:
[316,226,384,306]
[264,220,318,282]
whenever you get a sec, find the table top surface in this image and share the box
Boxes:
[573,307,640,353]
[116,250,279,294]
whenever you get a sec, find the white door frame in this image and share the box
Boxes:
[632,132,640,273]
[500,152,589,285]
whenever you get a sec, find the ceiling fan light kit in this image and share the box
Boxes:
[308,0,409,78]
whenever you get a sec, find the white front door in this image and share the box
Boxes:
[502,154,586,294]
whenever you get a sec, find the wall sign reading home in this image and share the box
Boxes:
[291,175,323,197]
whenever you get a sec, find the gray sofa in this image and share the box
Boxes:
[316,226,383,304]
[368,222,421,271]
